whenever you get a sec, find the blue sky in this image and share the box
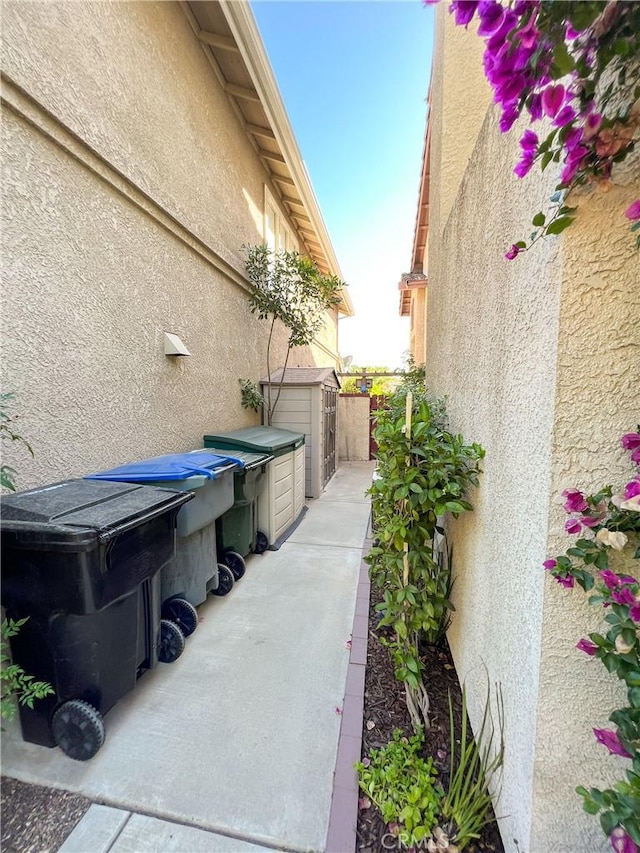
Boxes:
[252,0,435,368]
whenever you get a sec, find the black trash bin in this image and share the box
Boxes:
[0,479,193,760]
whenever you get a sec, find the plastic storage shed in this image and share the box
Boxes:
[85,452,240,631]
[0,479,192,759]
[260,367,339,498]
[203,427,304,547]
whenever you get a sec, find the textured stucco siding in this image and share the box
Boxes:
[1,1,338,490]
[338,396,370,462]
[426,13,640,851]
[531,174,640,853]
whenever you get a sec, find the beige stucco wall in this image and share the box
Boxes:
[1,1,338,490]
[425,11,640,853]
[338,395,370,462]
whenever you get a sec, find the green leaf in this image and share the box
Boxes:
[532,212,546,227]
[552,41,576,76]
[546,216,575,236]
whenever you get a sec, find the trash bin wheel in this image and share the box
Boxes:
[52,699,105,761]
[162,598,198,637]
[254,530,269,554]
[223,550,246,581]
[158,618,185,663]
[213,564,234,596]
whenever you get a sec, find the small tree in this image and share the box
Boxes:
[245,245,345,424]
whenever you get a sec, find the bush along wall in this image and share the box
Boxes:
[365,380,484,730]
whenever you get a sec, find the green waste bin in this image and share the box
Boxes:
[203,426,305,549]
[198,447,273,559]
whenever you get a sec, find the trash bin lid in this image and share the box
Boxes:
[192,447,273,471]
[0,479,193,549]
[85,451,238,484]
[203,426,304,455]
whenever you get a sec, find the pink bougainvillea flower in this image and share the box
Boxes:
[542,559,557,571]
[541,84,565,118]
[632,448,640,466]
[620,494,640,513]
[576,638,598,656]
[593,728,632,758]
[621,432,640,450]
[600,570,621,590]
[565,518,582,535]
[556,574,575,589]
[580,515,602,528]
[625,200,640,221]
[553,105,577,128]
[610,827,639,853]
[500,106,519,133]
[612,587,636,606]
[630,603,640,623]
[520,129,539,152]
[516,16,540,50]
[624,479,640,500]
[528,92,543,121]
[477,1,506,36]
[505,244,522,260]
[583,112,602,139]
[514,150,536,178]
[449,0,480,26]
[562,489,588,513]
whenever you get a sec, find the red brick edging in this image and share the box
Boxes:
[326,540,373,853]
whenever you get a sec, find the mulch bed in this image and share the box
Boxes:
[0,777,91,853]
[357,586,505,853]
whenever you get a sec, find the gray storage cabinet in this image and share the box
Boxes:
[261,368,340,498]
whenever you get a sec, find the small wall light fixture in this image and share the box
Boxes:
[163,332,191,357]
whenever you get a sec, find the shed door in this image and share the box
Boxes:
[323,386,337,486]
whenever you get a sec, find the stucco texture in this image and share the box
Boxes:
[338,395,370,462]
[1,1,338,490]
[425,14,640,852]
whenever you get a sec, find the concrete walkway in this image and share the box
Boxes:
[1,462,374,853]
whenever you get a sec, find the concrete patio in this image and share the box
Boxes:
[1,461,375,853]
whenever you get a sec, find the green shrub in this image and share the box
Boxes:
[356,728,443,846]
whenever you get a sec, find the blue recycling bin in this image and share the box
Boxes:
[85,452,239,637]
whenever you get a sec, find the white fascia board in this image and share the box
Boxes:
[218,0,354,317]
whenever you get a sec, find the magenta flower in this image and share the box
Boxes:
[612,587,636,606]
[610,827,639,853]
[449,0,479,26]
[621,432,640,451]
[600,569,621,590]
[556,575,575,589]
[580,515,602,528]
[583,112,602,139]
[594,728,632,759]
[500,106,519,133]
[477,1,506,36]
[542,84,565,118]
[562,488,588,513]
[625,200,640,222]
[554,105,577,128]
[630,603,640,623]
[505,244,522,260]
[576,638,598,656]
[528,93,543,121]
[632,448,640,465]
[514,151,536,178]
[625,479,640,500]
[543,559,557,571]
[520,129,539,152]
[565,518,582,535]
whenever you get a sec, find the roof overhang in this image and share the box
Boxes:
[397,84,432,318]
[398,273,428,316]
[182,0,354,317]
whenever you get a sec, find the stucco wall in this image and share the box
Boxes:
[425,13,640,852]
[1,1,338,490]
[338,395,370,462]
